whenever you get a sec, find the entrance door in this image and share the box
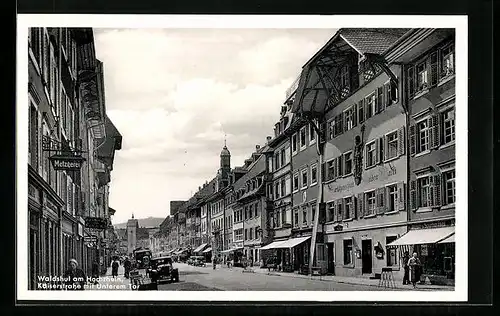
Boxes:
[315,243,327,273]
[327,242,335,275]
[29,229,36,290]
[362,239,373,274]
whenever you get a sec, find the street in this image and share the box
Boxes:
[157,263,395,291]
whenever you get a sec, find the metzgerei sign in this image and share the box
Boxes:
[49,155,85,171]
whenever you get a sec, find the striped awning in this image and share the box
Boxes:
[387,227,455,247]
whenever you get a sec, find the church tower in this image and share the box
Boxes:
[218,139,231,190]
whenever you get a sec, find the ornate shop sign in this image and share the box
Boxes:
[49,155,85,171]
[84,217,108,229]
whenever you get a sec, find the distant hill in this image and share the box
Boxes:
[113,217,165,229]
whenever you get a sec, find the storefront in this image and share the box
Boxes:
[326,225,407,279]
[260,236,311,273]
[28,182,42,290]
[387,224,455,285]
[41,194,62,280]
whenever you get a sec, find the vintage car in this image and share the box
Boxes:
[147,256,180,284]
[191,256,206,267]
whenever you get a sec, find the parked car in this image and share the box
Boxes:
[191,256,206,267]
[147,256,180,284]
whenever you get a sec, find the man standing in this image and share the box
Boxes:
[408,252,422,288]
[402,251,410,285]
[123,257,131,278]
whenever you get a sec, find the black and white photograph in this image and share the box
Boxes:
[17,15,468,301]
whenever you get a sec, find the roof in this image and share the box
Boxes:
[339,28,411,56]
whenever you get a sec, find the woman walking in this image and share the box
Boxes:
[408,252,421,288]
[402,252,410,285]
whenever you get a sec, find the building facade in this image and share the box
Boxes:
[28,27,121,289]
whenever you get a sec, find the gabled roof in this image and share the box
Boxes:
[339,28,411,56]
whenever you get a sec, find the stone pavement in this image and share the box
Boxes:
[206,262,453,291]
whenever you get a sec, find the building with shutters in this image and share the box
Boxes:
[389,28,456,285]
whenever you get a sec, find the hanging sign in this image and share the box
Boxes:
[49,155,85,171]
[85,217,108,229]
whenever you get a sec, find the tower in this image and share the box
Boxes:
[126,215,139,256]
[218,139,231,190]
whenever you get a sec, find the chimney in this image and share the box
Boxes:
[256,145,260,151]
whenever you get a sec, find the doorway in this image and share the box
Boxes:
[327,242,335,275]
[361,239,373,274]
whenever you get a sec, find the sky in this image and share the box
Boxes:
[93,28,335,224]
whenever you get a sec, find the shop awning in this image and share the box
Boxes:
[220,247,243,254]
[438,233,455,244]
[261,236,311,250]
[387,227,455,247]
[193,243,208,253]
[202,247,212,253]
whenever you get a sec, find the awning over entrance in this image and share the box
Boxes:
[387,227,455,247]
[438,233,455,244]
[202,247,212,253]
[193,243,208,253]
[220,247,243,254]
[261,236,311,250]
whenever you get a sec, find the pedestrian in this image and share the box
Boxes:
[402,251,410,285]
[112,257,120,278]
[123,257,131,279]
[63,259,86,290]
[408,252,422,288]
[91,259,100,283]
[212,257,216,270]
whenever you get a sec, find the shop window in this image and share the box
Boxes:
[343,239,353,265]
[444,170,456,205]
[386,236,398,266]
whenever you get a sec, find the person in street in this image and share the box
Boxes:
[63,259,86,290]
[212,256,216,270]
[267,257,274,272]
[123,257,131,279]
[111,258,119,278]
[91,259,100,284]
[408,252,422,288]
[402,251,410,285]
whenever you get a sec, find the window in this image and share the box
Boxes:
[328,120,335,140]
[365,93,376,119]
[309,123,316,143]
[302,207,307,225]
[365,141,377,168]
[244,229,248,240]
[444,170,456,205]
[386,131,399,160]
[326,159,336,181]
[384,81,397,106]
[440,44,455,78]
[275,182,280,199]
[358,100,365,124]
[334,114,343,136]
[301,169,308,189]
[386,236,398,266]
[294,209,299,227]
[281,178,286,197]
[29,103,39,167]
[442,109,455,144]
[344,197,353,220]
[293,173,299,192]
[416,61,428,91]
[417,120,430,153]
[343,239,353,265]
[365,191,376,216]
[344,152,353,175]
[249,228,253,240]
[310,164,318,185]
[292,134,298,153]
[387,184,398,213]
[340,64,349,89]
[280,148,285,166]
[418,177,431,207]
[344,106,356,131]
[276,211,281,228]
[299,127,307,149]
[327,202,335,222]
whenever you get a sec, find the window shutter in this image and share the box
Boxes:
[397,182,405,211]
[332,200,338,222]
[383,134,388,161]
[364,97,370,121]
[376,187,385,214]
[377,86,384,113]
[352,104,357,128]
[410,180,417,211]
[379,137,384,164]
[432,174,442,207]
[357,193,364,218]
[321,163,326,182]
[352,195,357,218]
[374,139,380,165]
[338,113,344,135]
[429,52,439,86]
[432,114,441,148]
[384,83,390,106]
[391,80,398,103]
[409,124,416,156]
[397,126,406,156]
[339,200,344,221]
[407,66,415,99]
[332,158,337,179]
[338,155,344,177]
[358,99,365,124]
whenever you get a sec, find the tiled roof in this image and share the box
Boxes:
[339,28,411,55]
